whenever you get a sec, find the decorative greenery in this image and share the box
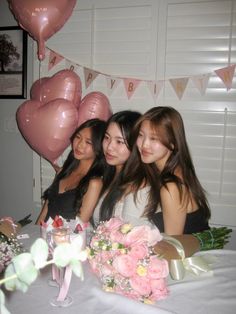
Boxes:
[0,237,87,314]
[193,227,232,251]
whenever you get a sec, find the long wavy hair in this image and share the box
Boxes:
[123,106,211,221]
[99,110,141,221]
[44,118,107,215]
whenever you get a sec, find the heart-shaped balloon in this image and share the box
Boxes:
[31,70,82,108]
[8,0,76,60]
[78,92,112,126]
[16,98,79,165]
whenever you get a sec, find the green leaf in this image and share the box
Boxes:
[30,238,49,269]
[71,260,83,279]
[53,243,73,267]
[12,253,38,286]
[4,263,28,293]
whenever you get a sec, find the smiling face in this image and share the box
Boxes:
[136,120,172,171]
[102,122,131,172]
[72,127,96,162]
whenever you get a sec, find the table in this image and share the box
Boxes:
[5,224,236,314]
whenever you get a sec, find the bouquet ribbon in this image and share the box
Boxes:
[163,235,211,281]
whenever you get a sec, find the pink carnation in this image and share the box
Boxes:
[147,256,169,279]
[113,254,136,277]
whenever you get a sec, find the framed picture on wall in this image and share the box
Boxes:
[0,26,27,98]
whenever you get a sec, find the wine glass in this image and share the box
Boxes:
[48,227,73,307]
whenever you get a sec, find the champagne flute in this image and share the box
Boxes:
[49,227,73,307]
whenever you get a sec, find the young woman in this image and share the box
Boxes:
[135,106,210,235]
[92,110,142,225]
[36,118,107,225]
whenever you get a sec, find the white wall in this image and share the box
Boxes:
[0,0,36,221]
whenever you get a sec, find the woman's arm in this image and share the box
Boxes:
[160,182,187,235]
[35,200,49,225]
[78,178,103,223]
[154,234,200,262]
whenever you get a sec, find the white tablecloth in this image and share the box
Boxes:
[5,224,236,314]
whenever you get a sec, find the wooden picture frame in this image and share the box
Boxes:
[0,26,27,98]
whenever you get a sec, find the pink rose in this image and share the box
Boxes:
[124,225,162,246]
[113,254,136,277]
[105,217,123,232]
[147,228,163,246]
[147,256,169,279]
[129,275,151,296]
[129,244,149,260]
[110,230,125,243]
[124,225,150,245]
[150,278,169,301]
[101,264,114,276]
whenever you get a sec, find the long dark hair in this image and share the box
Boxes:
[130,106,211,221]
[44,118,107,214]
[99,110,141,221]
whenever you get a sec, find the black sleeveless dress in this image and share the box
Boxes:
[152,209,210,234]
[45,181,77,221]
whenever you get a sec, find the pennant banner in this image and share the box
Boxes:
[215,64,236,91]
[191,73,210,96]
[84,68,99,89]
[123,78,141,99]
[106,76,121,96]
[45,47,235,101]
[169,77,189,100]
[48,50,64,71]
[147,80,164,101]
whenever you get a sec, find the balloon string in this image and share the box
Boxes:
[39,60,42,102]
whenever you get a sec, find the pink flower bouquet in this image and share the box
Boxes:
[88,218,169,304]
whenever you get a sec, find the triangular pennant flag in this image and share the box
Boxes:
[65,60,79,73]
[191,73,210,96]
[84,68,99,89]
[106,77,121,95]
[215,64,236,91]
[48,50,64,71]
[147,80,164,100]
[169,77,189,100]
[123,78,141,99]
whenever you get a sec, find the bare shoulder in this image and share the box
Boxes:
[160,182,179,198]
[88,177,103,189]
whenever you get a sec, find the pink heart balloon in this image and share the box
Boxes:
[31,70,82,108]
[16,98,79,165]
[78,92,112,126]
[8,0,76,60]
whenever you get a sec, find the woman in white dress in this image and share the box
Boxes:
[93,110,141,225]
